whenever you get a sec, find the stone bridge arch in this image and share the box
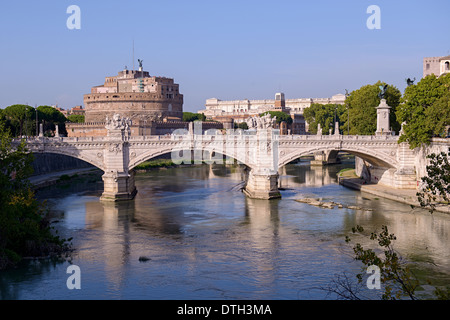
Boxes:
[128,141,257,171]
[18,138,106,172]
[278,146,398,169]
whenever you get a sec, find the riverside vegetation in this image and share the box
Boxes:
[0,125,71,270]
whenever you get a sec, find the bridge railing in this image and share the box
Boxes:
[17,133,404,145]
[278,134,400,142]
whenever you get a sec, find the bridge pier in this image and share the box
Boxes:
[243,171,281,200]
[100,170,137,202]
[310,150,340,166]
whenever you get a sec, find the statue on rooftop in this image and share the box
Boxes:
[378,84,388,100]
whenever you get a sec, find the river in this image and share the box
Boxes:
[1,158,450,300]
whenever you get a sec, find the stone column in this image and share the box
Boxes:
[243,128,281,200]
[376,99,392,136]
[101,169,137,201]
[243,170,281,200]
[311,151,327,166]
[101,115,137,201]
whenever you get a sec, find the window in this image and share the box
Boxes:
[426,63,430,70]
[445,61,450,71]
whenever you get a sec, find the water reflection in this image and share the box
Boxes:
[2,161,450,299]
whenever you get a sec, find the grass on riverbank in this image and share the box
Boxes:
[134,159,176,170]
[337,168,358,178]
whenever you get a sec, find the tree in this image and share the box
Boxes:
[397,74,450,149]
[259,111,293,125]
[416,151,450,214]
[183,112,206,122]
[67,114,85,123]
[344,81,401,135]
[37,105,67,136]
[0,124,70,269]
[329,225,420,300]
[2,104,36,137]
[326,152,450,300]
[234,122,248,130]
[303,103,346,135]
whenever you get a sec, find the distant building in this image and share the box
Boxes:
[66,64,222,137]
[198,92,345,134]
[423,55,450,78]
[70,106,85,116]
[83,66,183,123]
[51,105,67,116]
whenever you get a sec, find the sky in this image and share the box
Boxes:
[0,0,449,112]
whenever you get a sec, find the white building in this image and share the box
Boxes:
[423,55,450,78]
[199,93,346,121]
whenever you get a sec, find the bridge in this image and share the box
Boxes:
[17,117,449,202]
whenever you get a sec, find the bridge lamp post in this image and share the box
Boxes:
[345,89,349,135]
[35,105,38,137]
[334,104,338,135]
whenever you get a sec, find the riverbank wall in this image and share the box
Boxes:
[338,170,450,214]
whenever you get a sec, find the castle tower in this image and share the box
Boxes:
[83,67,183,123]
[274,93,285,111]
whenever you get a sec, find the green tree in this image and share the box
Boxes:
[37,106,67,136]
[339,225,420,300]
[2,104,36,137]
[397,74,450,149]
[303,103,346,135]
[345,81,401,135]
[183,112,206,122]
[234,122,248,130]
[416,151,450,214]
[0,124,70,269]
[67,114,85,123]
[259,111,293,125]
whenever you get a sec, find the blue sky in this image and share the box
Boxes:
[0,0,449,112]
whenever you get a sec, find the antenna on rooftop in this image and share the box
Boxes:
[132,39,135,71]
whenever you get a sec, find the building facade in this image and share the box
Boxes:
[423,55,450,78]
[66,66,226,137]
[199,93,345,119]
[198,92,345,134]
[84,67,183,123]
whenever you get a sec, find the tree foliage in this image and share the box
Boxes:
[0,124,70,269]
[303,103,346,135]
[1,104,68,137]
[183,112,206,122]
[416,151,450,213]
[36,105,67,136]
[326,225,421,300]
[259,111,293,125]
[344,81,401,135]
[67,114,85,123]
[397,74,450,149]
[234,122,248,130]
[2,104,35,137]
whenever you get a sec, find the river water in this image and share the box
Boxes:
[1,159,450,300]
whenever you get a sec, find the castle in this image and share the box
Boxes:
[423,55,450,78]
[66,65,222,137]
[84,66,183,122]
